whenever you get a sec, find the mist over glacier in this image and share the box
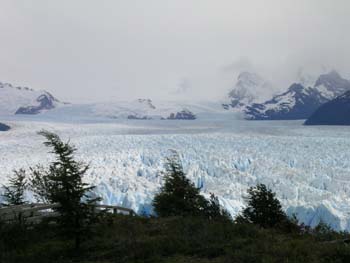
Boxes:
[1,117,350,231]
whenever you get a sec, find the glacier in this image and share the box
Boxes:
[1,116,350,231]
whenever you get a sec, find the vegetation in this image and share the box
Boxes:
[1,214,350,263]
[204,193,231,221]
[1,169,27,206]
[29,131,101,249]
[153,153,230,221]
[236,184,289,228]
[153,154,208,217]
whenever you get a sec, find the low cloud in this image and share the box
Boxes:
[0,0,349,102]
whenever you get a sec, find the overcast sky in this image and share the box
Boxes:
[0,0,349,102]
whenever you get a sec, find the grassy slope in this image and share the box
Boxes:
[1,215,350,263]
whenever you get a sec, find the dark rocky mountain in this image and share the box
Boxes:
[15,93,59,114]
[245,84,328,120]
[0,81,62,115]
[0,122,10,131]
[127,115,151,120]
[305,91,350,125]
[245,71,350,120]
[167,110,196,120]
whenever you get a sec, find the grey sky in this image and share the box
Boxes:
[0,0,349,102]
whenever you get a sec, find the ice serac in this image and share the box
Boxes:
[0,81,62,115]
[305,90,350,125]
[223,72,273,110]
[0,122,10,131]
[245,71,350,120]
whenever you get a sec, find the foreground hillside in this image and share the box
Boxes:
[1,215,350,263]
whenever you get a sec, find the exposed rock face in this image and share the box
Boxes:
[305,90,350,125]
[167,110,196,120]
[0,81,62,115]
[245,84,328,120]
[0,122,10,131]
[137,99,156,109]
[127,115,151,120]
[15,93,58,114]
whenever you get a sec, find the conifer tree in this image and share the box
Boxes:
[30,130,100,249]
[2,169,27,206]
[204,193,232,221]
[153,153,208,217]
[237,184,287,228]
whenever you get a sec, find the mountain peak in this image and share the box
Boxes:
[296,69,317,88]
[225,71,273,110]
[0,81,62,115]
[315,70,344,87]
[237,71,262,81]
[328,70,341,78]
[235,72,265,90]
[314,70,350,99]
[288,83,305,93]
[244,82,328,120]
[137,98,156,109]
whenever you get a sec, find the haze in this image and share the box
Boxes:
[0,0,349,102]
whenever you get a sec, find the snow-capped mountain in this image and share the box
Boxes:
[245,84,328,120]
[245,71,350,120]
[314,70,350,99]
[0,82,62,115]
[305,90,350,125]
[223,72,273,110]
[297,70,317,89]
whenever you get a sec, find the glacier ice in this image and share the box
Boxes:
[1,118,350,231]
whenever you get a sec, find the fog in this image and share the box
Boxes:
[0,0,349,102]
